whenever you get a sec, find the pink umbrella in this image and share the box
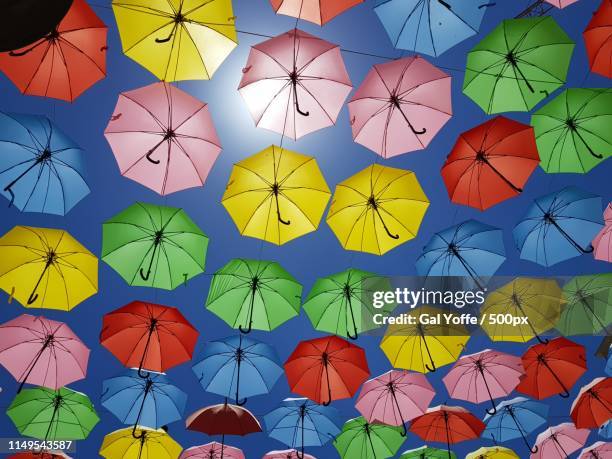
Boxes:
[593,203,612,262]
[104,82,222,196]
[544,0,580,8]
[579,441,612,459]
[355,370,435,435]
[531,423,590,459]
[180,442,245,459]
[263,450,317,459]
[348,56,452,158]
[442,349,524,415]
[238,29,352,140]
[0,314,89,392]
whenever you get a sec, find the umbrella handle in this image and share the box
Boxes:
[139,268,151,281]
[132,424,146,439]
[238,323,252,334]
[155,22,178,44]
[321,362,333,405]
[27,260,52,305]
[390,389,408,436]
[4,186,15,208]
[235,396,247,406]
[4,157,44,209]
[292,80,310,117]
[8,37,47,56]
[535,335,549,345]
[420,332,437,372]
[27,292,39,305]
[438,0,452,10]
[346,294,359,340]
[146,151,161,164]
[346,329,359,340]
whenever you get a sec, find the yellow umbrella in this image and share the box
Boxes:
[480,277,563,343]
[222,145,331,245]
[326,164,429,255]
[466,446,519,459]
[0,226,97,311]
[100,427,182,459]
[112,0,238,81]
[380,306,470,373]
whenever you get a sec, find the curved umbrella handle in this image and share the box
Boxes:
[132,424,146,439]
[478,2,496,7]
[535,335,549,345]
[139,268,151,281]
[486,405,497,415]
[530,445,539,454]
[346,328,359,340]
[238,323,252,334]
[321,363,333,406]
[235,396,247,406]
[27,292,39,305]
[137,367,150,379]
[146,151,161,164]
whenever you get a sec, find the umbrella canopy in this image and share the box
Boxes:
[601,420,612,439]
[531,423,590,459]
[0,226,97,310]
[334,416,405,459]
[593,203,612,262]
[112,0,237,81]
[513,187,604,267]
[584,0,612,78]
[186,403,262,436]
[0,314,89,392]
[104,82,222,195]
[284,335,370,405]
[441,116,540,210]
[0,0,106,101]
[464,17,574,114]
[205,259,302,333]
[239,29,352,140]
[221,146,330,245]
[270,0,363,25]
[263,450,316,459]
[0,113,89,214]
[380,306,470,373]
[374,0,488,57]
[100,301,199,376]
[180,443,244,459]
[571,377,612,429]
[7,386,99,441]
[400,446,455,459]
[545,0,579,6]
[102,202,208,289]
[531,88,612,174]
[348,56,452,158]
[466,447,519,459]
[192,334,283,405]
[579,441,612,459]
[516,337,587,399]
[100,426,183,459]
[327,164,430,255]
[558,274,612,337]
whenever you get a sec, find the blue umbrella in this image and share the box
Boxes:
[374,0,491,57]
[0,112,89,215]
[192,334,283,406]
[607,346,612,377]
[265,398,342,458]
[600,420,612,439]
[513,187,604,267]
[415,219,506,289]
[101,370,187,436]
[483,397,548,454]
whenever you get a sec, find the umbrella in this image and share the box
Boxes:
[0,314,89,392]
[264,398,341,458]
[112,0,237,81]
[593,203,612,262]
[7,386,99,441]
[100,426,183,459]
[545,0,579,6]
[480,277,563,344]
[238,29,352,140]
[100,301,199,377]
[221,146,331,245]
[571,377,612,429]
[442,349,524,415]
[355,370,435,435]
[558,274,612,337]
[513,187,604,267]
[205,259,302,333]
[101,370,187,432]
[464,17,574,114]
[531,423,590,459]
[441,116,540,210]
[303,269,394,339]
[284,335,370,405]
[516,337,587,399]
[531,88,612,174]
[0,226,97,310]
[579,441,612,459]
[326,164,430,255]
[0,112,89,214]
[380,306,470,373]
[601,420,612,439]
[410,405,485,459]
[483,397,548,454]
[270,0,363,25]
[263,451,316,459]
[400,446,455,459]
[374,0,489,57]
[348,56,452,158]
[104,82,222,196]
[466,447,519,459]
[0,0,106,101]
[192,334,283,405]
[180,443,244,459]
[102,202,208,289]
[584,0,612,78]
[334,416,405,459]
[415,220,506,290]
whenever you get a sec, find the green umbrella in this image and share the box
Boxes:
[334,416,405,459]
[102,202,208,290]
[303,269,395,340]
[463,16,574,114]
[7,387,99,441]
[400,446,456,459]
[531,88,612,173]
[206,258,302,333]
[557,274,612,336]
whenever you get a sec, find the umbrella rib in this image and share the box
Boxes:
[58,35,107,76]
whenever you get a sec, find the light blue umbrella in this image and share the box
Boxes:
[0,112,89,215]
[513,187,604,267]
[600,420,612,439]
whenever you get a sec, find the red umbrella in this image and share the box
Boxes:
[8,453,71,459]
[269,0,364,25]
[0,0,107,101]
[238,29,352,140]
[516,337,587,400]
[441,116,540,210]
[584,0,612,79]
[571,377,612,429]
[100,301,198,377]
[284,335,369,405]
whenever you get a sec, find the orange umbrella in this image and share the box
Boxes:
[269,0,364,25]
